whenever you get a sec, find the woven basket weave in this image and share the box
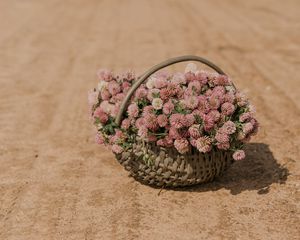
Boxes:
[114,56,234,187]
[115,142,233,187]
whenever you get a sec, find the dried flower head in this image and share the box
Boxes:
[174,138,189,154]
[196,136,212,153]
[90,64,258,161]
[233,150,245,161]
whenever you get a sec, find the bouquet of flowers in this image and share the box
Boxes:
[88,56,258,187]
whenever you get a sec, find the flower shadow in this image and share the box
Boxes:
[173,143,289,195]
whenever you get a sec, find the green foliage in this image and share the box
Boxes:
[174,102,188,114]
[137,99,149,109]
[194,114,202,124]
[152,92,160,98]
[154,109,162,115]
[94,117,100,125]
[102,117,118,135]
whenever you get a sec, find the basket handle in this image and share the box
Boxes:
[115,55,226,126]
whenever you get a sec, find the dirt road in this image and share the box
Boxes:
[0,0,299,239]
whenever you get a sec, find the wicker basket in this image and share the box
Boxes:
[114,56,234,187]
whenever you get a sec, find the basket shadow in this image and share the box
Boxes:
[171,143,289,195]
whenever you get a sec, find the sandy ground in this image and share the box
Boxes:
[0,0,299,239]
